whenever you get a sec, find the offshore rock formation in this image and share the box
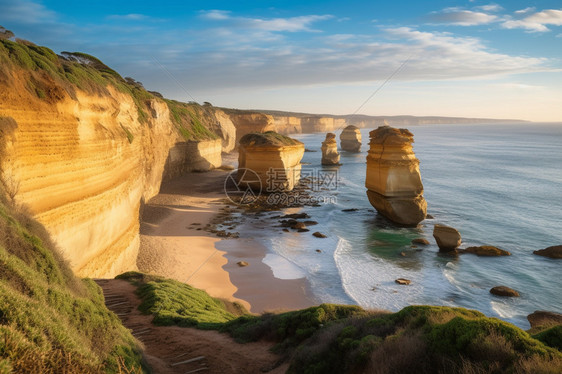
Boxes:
[321,133,340,165]
[533,245,562,259]
[433,225,462,252]
[340,125,362,152]
[238,132,304,192]
[365,126,427,226]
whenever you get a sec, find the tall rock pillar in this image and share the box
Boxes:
[365,126,427,226]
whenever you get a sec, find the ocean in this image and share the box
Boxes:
[237,123,562,328]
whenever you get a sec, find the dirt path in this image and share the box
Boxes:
[95,279,288,374]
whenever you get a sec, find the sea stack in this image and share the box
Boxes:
[238,131,304,192]
[340,125,362,152]
[365,126,427,226]
[321,133,340,165]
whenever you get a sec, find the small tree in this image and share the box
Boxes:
[0,26,15,40]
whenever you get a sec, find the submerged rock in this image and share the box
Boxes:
[237,261,249,267]
[490,286,520,297]
[433,225,461,252]
[461,246,511,256]
[313,232,327,238]
[412,238,430,245]
[340,125,362,152]
[365,126,427,226]
[533,245,562,259]
[321,133,340,165]
[395,278,411,285]
[527,311,562,329]
[238,131,304,192]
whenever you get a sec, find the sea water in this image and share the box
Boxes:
[248,123,562,328]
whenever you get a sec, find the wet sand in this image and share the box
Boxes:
[137,168,316,314]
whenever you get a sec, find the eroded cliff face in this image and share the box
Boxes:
[0,55,223,277]
[365,126,427,226]
[227,112,275,144]
[238,132,304,192]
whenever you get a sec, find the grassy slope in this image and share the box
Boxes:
[0,197,146,373]
[0,37,216,142]
[124,274,562,374]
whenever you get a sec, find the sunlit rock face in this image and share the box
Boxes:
[321,133,340,165]
[228,112,275,145]
[340,125,362,152]
[238,132,304,192]
[0,78,222,278]
[365,126,427,226]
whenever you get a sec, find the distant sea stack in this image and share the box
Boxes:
[238,131,304,192]
[365,126,427,226]
[340,125,362,152]
[321,133,340,165]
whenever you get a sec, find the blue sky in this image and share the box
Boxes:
[1,0,561,121]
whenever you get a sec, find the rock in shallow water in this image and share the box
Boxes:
[433,224,461,252]
[461,246,511,256]
[365,126,427,226]
[395,278,411,285]
[533,245,562,259]
[490,286,519,297]
[412,238,430,245]
[527,311,562,329]
[321,133,340,165]
[340,125,362,152]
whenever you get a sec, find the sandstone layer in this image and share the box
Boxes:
[0,48,226,277]
[227,112,275,145]
[238,132,304,192]
[321,133,340,165]
[365,126,427,226]
[340,125,362,152]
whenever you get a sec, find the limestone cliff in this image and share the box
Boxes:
[365,126,427,226]
[0,40,224,277]
[321,133,340,165]
[340,125,362,152]
[238,132,304,192]
[224,110,275,145]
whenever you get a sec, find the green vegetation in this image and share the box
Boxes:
[116,272,245,328]
[239,131,303,147]
[533,326,562,351]
[120,125,134,144]
[164,99,218,141]
[0,34,223,141]
[0,196,146,373]
[126,271,562,374]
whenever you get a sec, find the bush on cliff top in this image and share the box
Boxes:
[0,196,146,373]
[164,99,218,141]
[240,131,303,147]
[125,272,562,374]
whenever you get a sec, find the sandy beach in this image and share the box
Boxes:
[137,166,316,314]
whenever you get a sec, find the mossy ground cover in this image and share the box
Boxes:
[126,272,562,374]
[0,198,146,373]
[240,131,303,147]
[164,99,218,141]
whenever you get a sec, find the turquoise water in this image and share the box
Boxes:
[248,123,562,328]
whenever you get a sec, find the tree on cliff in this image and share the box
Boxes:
[0,26,15,40]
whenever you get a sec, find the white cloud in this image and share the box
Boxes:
[427,9,498,26]
[199,10,333,32]
[200,10,231,21]
[515,7,535,15]
[0,0,56,24]
[475,4,503,12]
[106,14,149,21]
[502,9,562,32]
